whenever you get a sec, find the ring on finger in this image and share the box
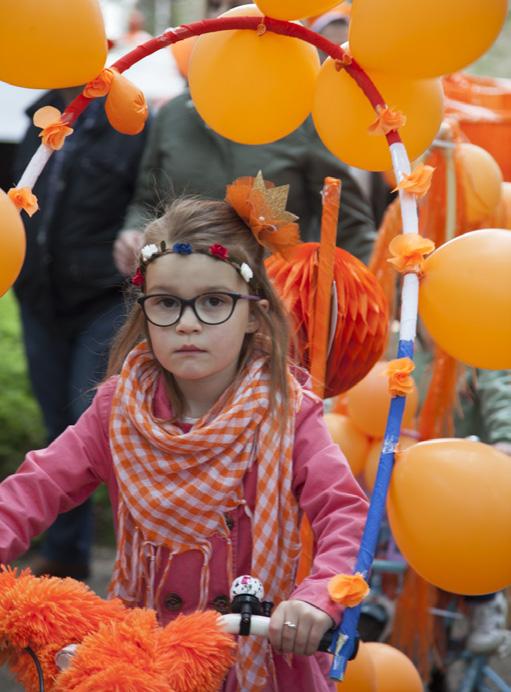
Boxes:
[284,620,297,629]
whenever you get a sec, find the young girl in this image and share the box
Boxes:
[0,181,368,691]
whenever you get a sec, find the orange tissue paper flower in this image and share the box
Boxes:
[7,187,39,217]
[393,164,435,198]
[83,68,116,98]
[328,572,370,607]
[385,357,415,396]
[226,171,301,259]
[387,233,435,275]
[33,105,73,150]
[368,104,407,136]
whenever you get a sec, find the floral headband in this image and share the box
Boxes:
[131,241,254,287]
[131,172,301,286]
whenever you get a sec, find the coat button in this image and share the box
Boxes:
[211,595,231,615]
[163,593,183,611]
[224,513,234,531]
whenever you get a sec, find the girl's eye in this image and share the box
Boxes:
[203,293,228,308]
[158,297,179,309]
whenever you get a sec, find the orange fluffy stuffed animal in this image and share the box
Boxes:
[0,566,236,691]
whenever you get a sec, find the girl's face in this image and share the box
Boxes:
[144,252,260,398]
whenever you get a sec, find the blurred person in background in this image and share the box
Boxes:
[114,1,378,276]
[11,83,149,580]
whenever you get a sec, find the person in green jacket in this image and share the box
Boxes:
[113,91,378,275]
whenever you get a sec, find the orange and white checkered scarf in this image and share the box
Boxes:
[109,341,303,690]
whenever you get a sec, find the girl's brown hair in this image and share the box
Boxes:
[107,197,293,419]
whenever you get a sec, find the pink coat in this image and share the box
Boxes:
[0,376,368,691]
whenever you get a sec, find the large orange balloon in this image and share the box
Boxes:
[419,229,511,369]
[255,0,340,20]
[364,643,422,692]
[350,0,507,79]
[364,436,416,492]
[0,0,107,88]
[0,190,26,296]
[337,641,376,692]
[324,414,370,476]
[346,362,418,438]
[456,143,503,225]
[105,73,149,135]
[388,439,511,594]
[313,53,444,171]
[188,5,320,145]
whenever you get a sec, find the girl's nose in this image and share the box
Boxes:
[175,305,202,332]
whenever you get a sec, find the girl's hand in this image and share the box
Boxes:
[268,599,334,656]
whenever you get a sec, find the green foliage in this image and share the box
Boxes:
[0,292,45,476]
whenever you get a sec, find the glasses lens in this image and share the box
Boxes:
[195,293,235,324]
[144,295,181,325]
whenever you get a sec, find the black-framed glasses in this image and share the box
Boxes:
[138,292,261,327]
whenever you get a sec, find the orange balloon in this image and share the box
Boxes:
[363,436,416,492]
[188,5,320,144]
[350,0,507,79]
[337,641,376,692]
[346,362,418,438]
[0,190,26,296]
[487,182,511,230]
[0,0,107,88]
[313,49,444,171]
[419,229,511,369]
[105,73,149,135]
[324,414,370,476]
[171,36,198,78]
[456,143,503,225]
[388,439,511,594]
[255,0,341,20]
[364,643,422,692]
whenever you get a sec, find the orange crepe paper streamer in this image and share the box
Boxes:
[33,106,73,151]
[105,72,149,135]
[384,357,415,396]
[368,104,407,136]
[387,233,435,275]
[83,67,116,98]
[368,197,402,314]
[310,178,341,397]
[297,178,340,585]
[7,187,39,217]
[390,568,437,681]
[418,347,460,440]
[393,164,435,199]
[226,172,301,259]
[328,572,370,607]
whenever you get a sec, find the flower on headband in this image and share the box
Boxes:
[131,267,145,287]
[172,243,193,255]
[240,263,253,283]
[33,106,73,151]
[225,171,301,260]
[209,243,229,260]
[141,244,159,262]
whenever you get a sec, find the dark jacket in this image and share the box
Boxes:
[12,90,149,331]
[122,92,377,263]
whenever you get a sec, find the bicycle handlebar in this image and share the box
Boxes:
[219,613,336,652]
